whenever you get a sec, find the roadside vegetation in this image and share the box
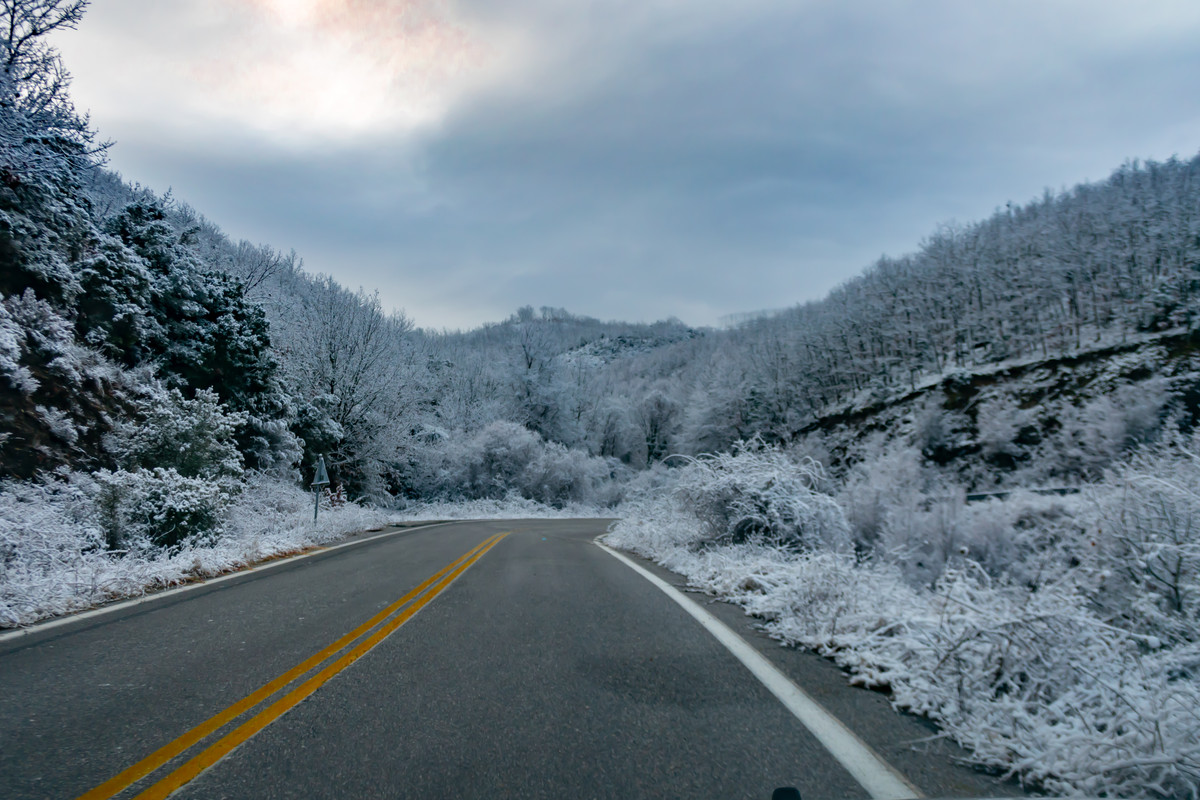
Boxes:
[606,440,1200,798]
[3,3,1200,796]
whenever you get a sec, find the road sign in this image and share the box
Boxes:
[312,456,329,523]
[312,456,330,489]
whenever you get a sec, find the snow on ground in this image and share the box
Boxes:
[0,482,613,630]
[0,475,388,629]
[391,494,612,522]
[604,443,1200,799]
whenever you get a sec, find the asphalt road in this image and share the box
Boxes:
[0,520,1023,800]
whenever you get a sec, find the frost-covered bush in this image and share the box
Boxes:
[871,488,1083,589]
[93,385,250,548]
[976,397,1037,462]
[1087,441,1200,646]
[0,471,388,628]
[0,290,130,477]
[237,413,303,476]
[410,420,622,508]
[873,487,968,587]
[218,473,387,561]
[0,292,38,395]
[0,474,109,625]
[664,439,849,551]
[94,467,231,550]
[460,421,543,497]
[1053,380,1170,481]
[954,492,1082,586]
[107,385,246,481]
[608,437,1200,798]
[878,569,1199,799]
[616,461,678,505]
[522,440,620,507]
[839,443,928,551]
[839,442,1084,587]
[838,443,968,584]
[910,400,969,462]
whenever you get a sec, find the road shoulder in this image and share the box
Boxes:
[0,521,455,645]
[598,540,1030,799]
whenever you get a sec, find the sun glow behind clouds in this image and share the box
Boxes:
[182,0,504,142]
[254,0,323,25]
[197,0,493,139]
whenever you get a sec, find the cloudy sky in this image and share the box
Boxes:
[52,0,1200,330]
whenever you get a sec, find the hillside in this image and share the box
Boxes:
[795,327,1200,486]
[3,4,1200,793]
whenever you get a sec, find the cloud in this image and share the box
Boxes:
[58,0,518,144]
[52,0,1200,328]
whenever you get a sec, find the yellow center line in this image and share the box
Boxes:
[77,533,506,800]
[131,532,508,800]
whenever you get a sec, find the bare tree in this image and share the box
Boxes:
[0,0,106,187]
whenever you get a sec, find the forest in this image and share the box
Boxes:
[2,3,1199,797]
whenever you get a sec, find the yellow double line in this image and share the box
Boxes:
[79,532,508,800]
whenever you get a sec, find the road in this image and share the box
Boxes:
[0,520,1022,799]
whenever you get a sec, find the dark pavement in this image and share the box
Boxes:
[0,520,1021,800]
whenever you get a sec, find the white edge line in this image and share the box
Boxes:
[595,540,923,800]
[0,522,457,644]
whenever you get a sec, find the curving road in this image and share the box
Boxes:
[0,520,1022,799]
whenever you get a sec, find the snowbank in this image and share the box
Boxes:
[0,474,387,629]
[605,442,1200,799]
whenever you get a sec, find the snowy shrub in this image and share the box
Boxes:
[0,474,108,625]
[700,546,920,662]
[106,384,246,481]
[0,290,129,477]
[874,487,967,587]
[0,294,38,395]
[608,437,1200,798]
[1114,379,1171,448]
[238,413,303,476]
[521,440,618,507]
[954,492,1082,586]
[217,473,388,561]
[839,443,928,551]
[1087,443,1200,646]
[639,439,850,551]
[840,442,1083,587]
[1,290,78,395]
[616,461,679,505]
[911,400,969,462]
[867,486,1078,588]
[94,467,231,550]
[415,421,622,508]
[90,386,250,548]
[976,397,1037,462]
[605,493,712,560]
[0,471,389,628]
[463,421,545,497]
[1053,380,1170,481]
[882,569,1200,799]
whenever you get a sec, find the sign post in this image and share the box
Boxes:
[311,455,330,524]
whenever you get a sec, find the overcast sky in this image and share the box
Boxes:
[52,0,1200,330]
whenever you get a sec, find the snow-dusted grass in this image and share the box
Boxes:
[0,476,612,630]
[391,493,612,522]
[0,473,387,628]
[605,443,1200,799]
